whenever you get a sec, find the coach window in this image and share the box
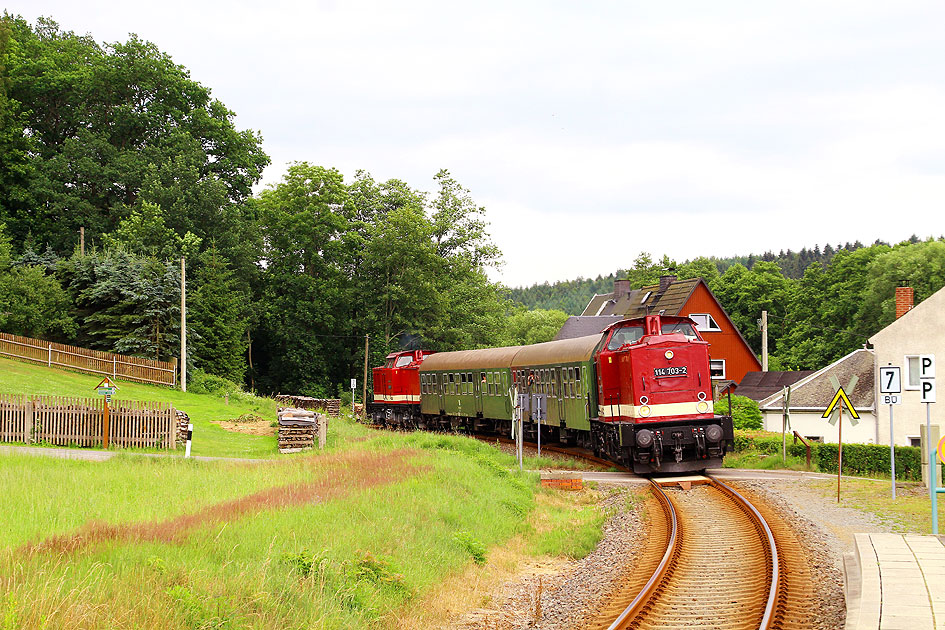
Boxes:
[576,369,583,396]
[710,360,726,379]
[467,373,473,395]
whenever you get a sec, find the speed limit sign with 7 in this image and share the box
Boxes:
[880,366,902,405]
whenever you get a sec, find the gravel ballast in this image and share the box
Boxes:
[449,475,903,630]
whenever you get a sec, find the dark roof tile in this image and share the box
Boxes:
[553,316,624,341]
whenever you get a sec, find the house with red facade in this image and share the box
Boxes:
[556,275,762,385]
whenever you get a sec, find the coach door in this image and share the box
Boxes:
[555,367,565,426]
[436,373,445,412]
[475,371,484,415]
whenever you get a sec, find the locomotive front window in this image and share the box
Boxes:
[607,325,645,350]
[394,355,412,368]
[661,322,698,339]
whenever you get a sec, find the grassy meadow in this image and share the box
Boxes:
[0,356,277,457]
[0,399,613,629]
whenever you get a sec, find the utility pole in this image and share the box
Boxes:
[180,257,187,392]
[79,227,85,256]
[761,310,768,372]
[362,335,369,420]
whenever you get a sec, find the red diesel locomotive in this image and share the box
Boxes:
[368,314,734,474]
[368,349,434,426]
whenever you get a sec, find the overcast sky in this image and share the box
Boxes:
[7,1,945,287]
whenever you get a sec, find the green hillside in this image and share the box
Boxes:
[0,356,278,458]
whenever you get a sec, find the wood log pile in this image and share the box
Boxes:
[274,395,341,417]
[278,407,326,453]
[176,410,191,447]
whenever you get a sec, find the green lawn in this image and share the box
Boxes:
[0,425,609,629]
[0,356,278,458]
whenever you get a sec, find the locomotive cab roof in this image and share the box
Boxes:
[602,314,706,349]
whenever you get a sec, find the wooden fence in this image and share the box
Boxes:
[0,332,177,387]
[0,394,176,449]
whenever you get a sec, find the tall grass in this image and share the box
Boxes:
[0,425,573,629]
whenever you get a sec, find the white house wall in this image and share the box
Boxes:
[762,410,878,444]
[870,286,945,447]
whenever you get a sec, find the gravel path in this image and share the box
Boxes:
[448,476,903,630]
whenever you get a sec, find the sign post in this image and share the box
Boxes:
[823,385,859,503]
[351,378,357,415]
[95,377,119,449]
[879,365,902,499]
[920,355,936,499]
[931,435,945,534]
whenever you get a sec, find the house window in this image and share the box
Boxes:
[906,356,921,390]
[690,313,721,332]
[908,436,921,448]
[710,359,726,379]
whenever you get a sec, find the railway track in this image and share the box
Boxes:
[603,476,786,630]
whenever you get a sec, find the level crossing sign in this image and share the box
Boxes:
[822,387,859,420]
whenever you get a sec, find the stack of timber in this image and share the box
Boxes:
[278,407,326,453]
[176,410,191,447]
[274,395,341,417]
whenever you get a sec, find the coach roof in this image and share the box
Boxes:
[510,334,602,367]
[419,345,523,371]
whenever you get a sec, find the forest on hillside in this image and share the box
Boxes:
[0,15,570,396]
[1,14,943,397]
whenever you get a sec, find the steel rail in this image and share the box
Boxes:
[606,479,678,630]
[706,475,782,630]
[608,477,781,630]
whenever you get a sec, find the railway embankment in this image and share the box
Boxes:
[440,471,944,630]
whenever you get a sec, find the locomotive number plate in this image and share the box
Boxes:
[654,366,688,377]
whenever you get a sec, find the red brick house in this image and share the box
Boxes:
[557,276,762,385]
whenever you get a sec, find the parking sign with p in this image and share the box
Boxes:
[921,354,936,403]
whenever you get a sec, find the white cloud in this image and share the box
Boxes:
[6,0,945,288]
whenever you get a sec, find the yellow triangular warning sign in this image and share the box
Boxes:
[823,386,859,420]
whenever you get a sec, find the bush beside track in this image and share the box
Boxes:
[733,430,926,481]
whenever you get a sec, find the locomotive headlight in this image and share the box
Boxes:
[639,405,651,417]
[635,429,654,448]
[697,401,709,413]
[664,350,674,360]
[706,424,723,443]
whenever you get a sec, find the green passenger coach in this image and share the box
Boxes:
[419,346,519,429]
[417,335,602,444]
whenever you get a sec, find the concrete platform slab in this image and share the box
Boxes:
[846,533,945,630]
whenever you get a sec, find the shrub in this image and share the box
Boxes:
[452,531,487,564]
[732,429,925,481]
[188,369,263,407]
[715,394,762,430]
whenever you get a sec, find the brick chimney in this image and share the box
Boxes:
[613,278,630,297]
[659,274,677,293]
[895,286,914,318]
